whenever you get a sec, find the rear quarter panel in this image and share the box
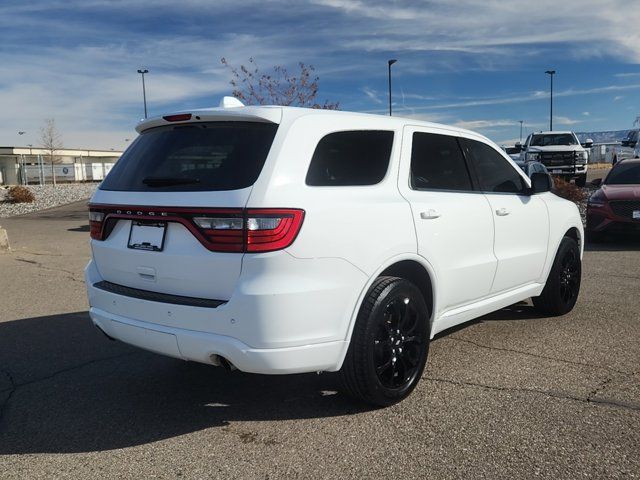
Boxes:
[247,113,417,277]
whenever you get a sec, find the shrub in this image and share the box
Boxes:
[6,186,36,203]
[551,176,585,204]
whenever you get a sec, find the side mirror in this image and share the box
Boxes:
[530,172,552,194]
[621,140,630,147]
[591,178,602,187]
[583,138,593,148]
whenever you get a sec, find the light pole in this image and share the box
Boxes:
[545,70,556,131]
[137,68,149,119]
[388,59,397,116]
[519,120,524,143]
[18,132,26,184]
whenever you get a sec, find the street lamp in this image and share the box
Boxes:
[519,120,524,143]
[545,70,556,131]
[137,68,149,119]
[388,59,397,116]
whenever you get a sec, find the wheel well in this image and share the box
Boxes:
[565,227,581,249]
[380,260,433,316]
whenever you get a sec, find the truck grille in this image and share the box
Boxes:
[609,200,640,220]
[539,151,577,166]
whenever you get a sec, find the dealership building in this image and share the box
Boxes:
[0,147,122,185]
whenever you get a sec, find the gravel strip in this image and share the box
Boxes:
[0,184,98,218]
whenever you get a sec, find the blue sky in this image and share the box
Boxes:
[1,0,640,150]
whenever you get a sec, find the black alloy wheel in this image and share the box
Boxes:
[374,295,425,389]
[558,247,580,305]
[533,236,582,316]
[340,276,430,406]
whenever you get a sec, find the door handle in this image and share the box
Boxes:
[495,208,510,216]
[420,209,441,220]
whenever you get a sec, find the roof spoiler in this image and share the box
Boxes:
[135,97,282,133]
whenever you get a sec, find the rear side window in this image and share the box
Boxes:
[306,131,394,186]
[462,138,528,194]
[410,132,473,191]
[100,122,278,192]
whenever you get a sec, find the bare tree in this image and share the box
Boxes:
[40,118,63,186]
[220,57,339,109]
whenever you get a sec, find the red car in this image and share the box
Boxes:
[586,159,640,241]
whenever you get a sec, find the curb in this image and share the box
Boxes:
[0,226,10,253]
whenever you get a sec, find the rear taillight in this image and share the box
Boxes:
[246,209,304,252]
[89,211,104,240]
[88,205,304,253]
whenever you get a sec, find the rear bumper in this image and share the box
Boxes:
[89,307,347,374]
[85,252,366,374]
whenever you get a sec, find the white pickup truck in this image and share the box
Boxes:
[520,131,592,186]
[609,129,640,165]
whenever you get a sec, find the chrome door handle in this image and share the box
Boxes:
[420,209,441,220]
[495,208,510,216]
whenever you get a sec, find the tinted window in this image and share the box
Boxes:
[306,131,394,186]
[462,139,528,194]
[410,133,472,191]
[530,133,578,146]
[100,122,278,192]
[605,162,640,185]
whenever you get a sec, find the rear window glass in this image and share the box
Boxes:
[100,122,278,191]
[305,131,394,186]
[410,132,473,191]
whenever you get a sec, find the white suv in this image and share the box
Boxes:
[85,99,583,406]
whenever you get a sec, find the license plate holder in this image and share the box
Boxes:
[128,221,167,252]
[633,210,640,220]
[552,169,562,174]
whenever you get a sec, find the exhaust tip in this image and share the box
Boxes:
[218,356,237,372]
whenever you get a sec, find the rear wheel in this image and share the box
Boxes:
[533,237,581,316]
[575,174,587,187]
[339,276,430,407]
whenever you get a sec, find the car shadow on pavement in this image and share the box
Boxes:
[0,311,368,454]
[585,235,640,252]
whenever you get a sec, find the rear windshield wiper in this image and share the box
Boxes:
[142,177,200,187]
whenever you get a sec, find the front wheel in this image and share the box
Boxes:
[339,276,430,407]
[533,236,581,316]
[575,174,587,187]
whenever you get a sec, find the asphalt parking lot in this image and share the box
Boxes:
[0,194,639,479]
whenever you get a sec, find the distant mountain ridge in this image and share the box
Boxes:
[575,130,632,143]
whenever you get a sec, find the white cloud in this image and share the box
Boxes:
[555,116,582,126]
[362,86,383,104]
[582,111,590,116]
[614,96,624,101]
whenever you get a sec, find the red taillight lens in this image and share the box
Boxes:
[246,209,305,252]
[87,205,304,253]
[89,210,104,239]
[163,113,192,122]
[193,211,244,252]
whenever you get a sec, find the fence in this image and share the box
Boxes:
[18,162,115,184]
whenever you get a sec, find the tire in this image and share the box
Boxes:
[533,237,581,316]
[575,174,587,187]
[339,276,430,407]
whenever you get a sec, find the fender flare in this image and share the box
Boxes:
[333,253,438,371]
[539,220,584,286]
